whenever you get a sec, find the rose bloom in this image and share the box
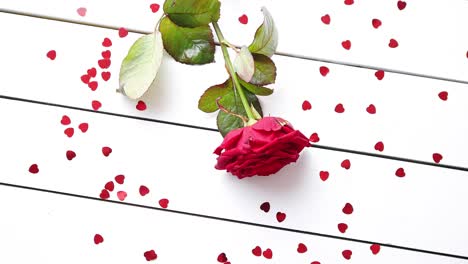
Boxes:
[214,117,311,179]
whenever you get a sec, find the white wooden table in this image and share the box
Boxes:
[1,1,467,263]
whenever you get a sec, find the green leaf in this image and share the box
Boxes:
[250,53,277,86]
[217,89,263,137]
[164,0,221,28]
[233,46,255,82]
[119,32,164,99]
[248,7,278,57]
[159,17,215,65]
[198,79,232,113]
[238,77,273,96]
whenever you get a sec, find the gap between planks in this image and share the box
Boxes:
[1,181,467,260]
[1,8,468,86]
[1,94,468,172]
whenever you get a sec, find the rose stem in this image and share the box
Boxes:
[212,21,255,121]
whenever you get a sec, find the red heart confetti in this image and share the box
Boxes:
[46,50,56,60]
[101,50,111,59]
[217,253,228,262]
[342,203,354,214]
[338,223,348,233]
[370,244,381,254]
[88,81,98,91]
[335,103,345,113]
[319,171,329,181]
[341,159,351,169]
[372,18,382,29]
[321,14,331,25]
[342,40,351,50]
[395,167,406,177]
[311,262,321,264]
[389,39,399,48]
[102,38,112,47]
[309,133,320,143]
[81,74,91,84]
[375,70,385,80]
[238,14,248,24]
[139,185,150,196]
[119,27,129,38]
[61,115,71,125]
[366,104,376,114]
[397,1,407,10]
[115,174,125,184]
[252,246,262,257]
[374,141,384,152]
[105,181,115,192]
[319,66,329,76]
[92,100,102,110]
[276,212,286,222]
[102,146,112,157]
[297,243,307,253]
[344,0,354,5]
[77,7,87,17]
[438,91,448,101]
[78,123,89,133]
[93,234,104,244]
[98,59,111,69]
[87,67,97,77]
[64,127,74,138]
[432,153,443,163]
[342,249,352,260]
[302,100,312,111]
[150,3,160,13]
[260,202,270,213]
[136,101,147,111]
[66,150,76,161]
[29,164,39,174]
[144,250,158,261]
[99,189,110,199]
[263,248,273,259]
[159,198,169,208]
[117,191,127,201]
[101,72,111,81]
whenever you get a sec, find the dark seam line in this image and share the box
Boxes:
[1,8,468,85]
[1,94,468,172]
[1,181,467,260]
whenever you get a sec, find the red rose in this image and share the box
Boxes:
[214,117,311,179]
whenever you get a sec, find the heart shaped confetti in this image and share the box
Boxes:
[88,81,98,91]
[150,3,160,13]
[217,253,228,262]
[61,115,71,125]
[81,74,91,84]
[115,174,125,184]
[319,66,329,76]
[46,50,56,60]
[302,100,312,111]
[102,146,112,157]
[374,141,384,152]
[139,185,150,196]
[311,262,321,264]
[297,243,307,253]
[104,181,115,192]
[342,40,351,50]
[375,70,385,80]
[64,127,74,138]
[276,212,286,222]
[344,0,354,5]
[117,191,127,201]
[263,248,273,259]
[260,202,270,213]
[93,234,104,244]
[119,27,129,38]
[77,7,87,17]
[87,67,97,77]
[370,244,381,254]
[395,167,406,177]
[319,171,329,181]
[438,91,448,101]
[389,39,399,48]
[92,100,102,111]
[341,159,351,170]
[98,59,111,69]
[29,164,39,174]
[144,250,158,261]
[238,14,248,24]
[101,72,111,81]
[309,133,320,143]
[101,50,111,59]
[372,19,382,29]
[342,203,353,214]
[366,104,376,114]
[252,246,262,257]
[78,123,89,133]
[335,103,345,113]
[338,223,348,233]
[136,101,147,111]
[397,1,407,10]
[99,189,110,199]
[102,38,112,47]
[159,198,169,208]
[342,249,352,260]
[66,150,76,161]
[432,153,443,163]
[321,14,331,25]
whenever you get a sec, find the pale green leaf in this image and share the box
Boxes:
[248,7,278,57]
[233,46,255,82]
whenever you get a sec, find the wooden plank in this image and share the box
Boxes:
[1,98,467,257]
[1,13,468,167]
[1,185,466,264]
[1,0,468,81]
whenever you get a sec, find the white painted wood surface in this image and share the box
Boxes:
[1,0,468,82]
[1,13,467,167]
[1,185,465,264]
[1,98,467,257]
